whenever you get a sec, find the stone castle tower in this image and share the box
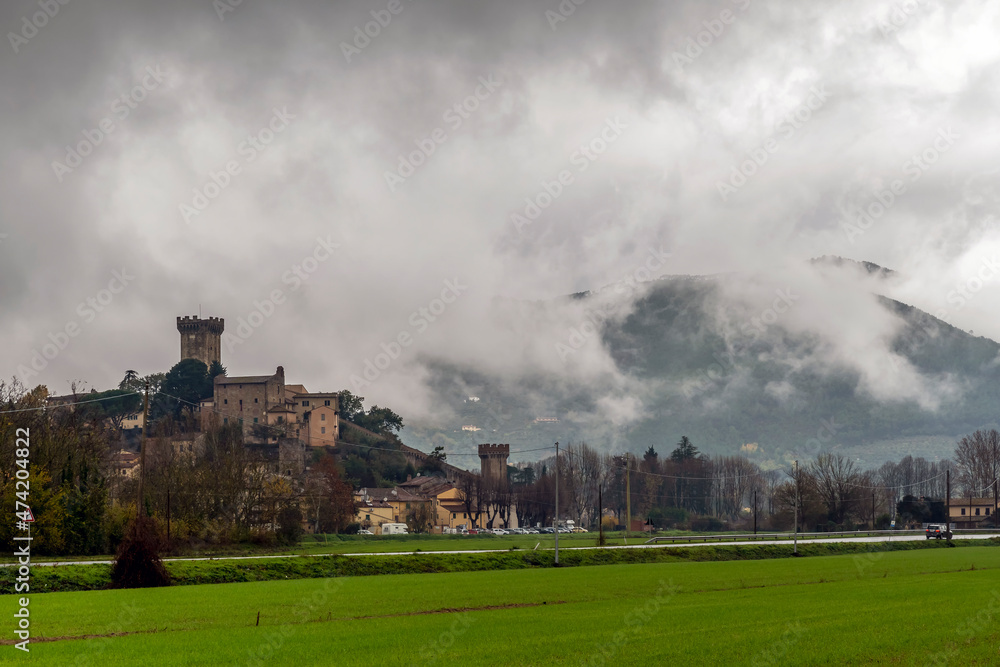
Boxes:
[478,443,510,484]
[177,316,224,367]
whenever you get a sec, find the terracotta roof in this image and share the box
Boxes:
[215,374,276,385]
[357,487,424,503]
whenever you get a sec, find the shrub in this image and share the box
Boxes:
[110,515,171,589]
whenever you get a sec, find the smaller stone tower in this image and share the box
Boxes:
[177,316,225,368]
[478,443,510,484]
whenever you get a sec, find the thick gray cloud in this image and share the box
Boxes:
[2,0,999,435]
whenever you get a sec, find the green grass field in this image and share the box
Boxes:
[7,546,1000,665]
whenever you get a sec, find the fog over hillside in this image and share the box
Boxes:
[2,1,1000,467]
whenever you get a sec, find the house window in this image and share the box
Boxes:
[987,508,992,516]
[325,400,331,406]
[253,418,258,423]
[320,413,326,421]
[321,427,326,434]
[302,400,310,406]
[406,503,411,510]
[239,399,243,410]
[452,513,456,519]
[223,417,228,424]
[224,399,228,404]
[961,508,966,515]
[463,513,467,518]
[976,508,981,516]
[255,398,258,403]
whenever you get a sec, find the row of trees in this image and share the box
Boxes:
[504,433,997,533]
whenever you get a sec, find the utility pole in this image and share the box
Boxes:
[872,492,876,531]
[554,441,559,565]
[598,484,604,546]
[994,477,998,529]
[946,469,951,539]
[625,453,632,543]
[793,460,799,556]
[137,380,149,516]
[753,489,757,535]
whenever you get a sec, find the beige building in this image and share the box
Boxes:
[948,497,997,527]
[111,449,140,478]
[209,366,339,446]
[354,487,428,528]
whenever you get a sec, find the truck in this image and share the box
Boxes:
[380,523,409,535]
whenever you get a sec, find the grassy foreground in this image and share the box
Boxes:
[3,538,990,593]
[6,547,1000,665]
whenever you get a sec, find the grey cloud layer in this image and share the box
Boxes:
[1,0,999,428]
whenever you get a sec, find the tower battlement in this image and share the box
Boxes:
[478,443,510,483]
[177,316,225,367]
[177,316,225,334]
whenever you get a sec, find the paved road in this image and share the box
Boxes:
[6,532,999,567]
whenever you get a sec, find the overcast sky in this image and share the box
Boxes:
[2,0,999,432]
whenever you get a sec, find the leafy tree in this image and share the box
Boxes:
[208,360,227,381]
[419,446,447,474]
[671,436,699,462]
[338,390,365,422]
[76,388,142,432]
[119,370,140,391]
[356,405,404,434]
[157,359,212,419]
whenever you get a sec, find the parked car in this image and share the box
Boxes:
[525,528,540,534]
[540,527,554,534]
[358,529,373,535]
[571,527,589,533]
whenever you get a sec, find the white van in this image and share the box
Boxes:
[380,523,409,535]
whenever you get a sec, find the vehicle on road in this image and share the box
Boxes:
[358,529,373,535]
[925,524,950,539]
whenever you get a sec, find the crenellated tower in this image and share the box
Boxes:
[478,443,510,485]
[176,316,225,368]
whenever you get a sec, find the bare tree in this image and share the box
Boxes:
[955,429,1000,497]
